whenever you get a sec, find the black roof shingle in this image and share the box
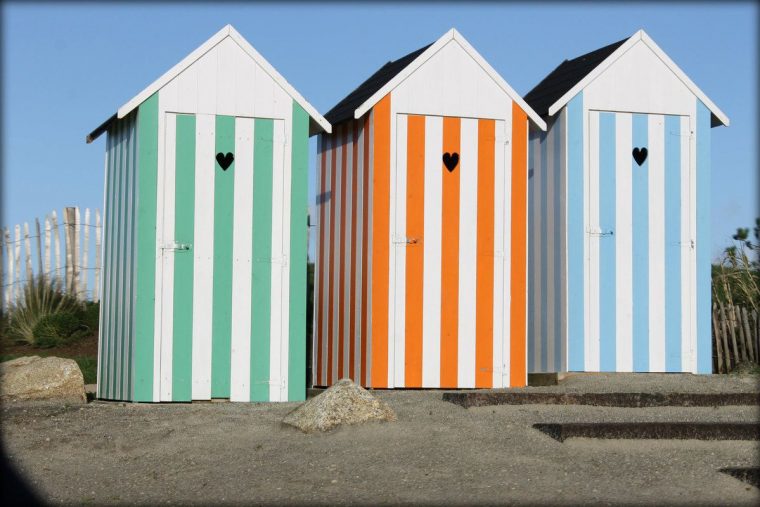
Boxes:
[324,43,433,126]
[524,37,628,118]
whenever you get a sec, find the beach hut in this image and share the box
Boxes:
[86,25,331,402]
[313,28,546,389]
[523,29,728,375]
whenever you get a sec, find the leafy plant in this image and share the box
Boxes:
[5,276,84,347]
[713,218,760,313]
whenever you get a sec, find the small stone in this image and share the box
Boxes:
[282,378,397,433]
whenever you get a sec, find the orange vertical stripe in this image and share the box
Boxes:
[476,119,495,388]
[349,121,358,382]
[371,95,391,388]
[440,116,461,388]
[360,115,370,386]
[405,115,425,388]
[338,127,348,379]
[317,141,327,385]
[327,128,337,385]
[510,104,528,387]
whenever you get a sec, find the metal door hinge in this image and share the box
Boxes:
[392,235,419,245]
[587,227,614,237]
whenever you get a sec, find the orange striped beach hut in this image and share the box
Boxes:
[313,28,546,389]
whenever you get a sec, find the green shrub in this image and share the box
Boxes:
[6,276,84,347]
[33,311,89,348]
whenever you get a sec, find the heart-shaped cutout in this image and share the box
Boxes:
[216,152,234,170]
[442,152,459,172]
[632,147,648,166]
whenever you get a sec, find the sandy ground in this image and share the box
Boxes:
[2,381,759,506]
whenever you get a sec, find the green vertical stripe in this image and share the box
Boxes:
[212,115,235,398]
[251,118,274,402]
[288,103,308,401]
[133,93,159,402]
[172,115,196,401]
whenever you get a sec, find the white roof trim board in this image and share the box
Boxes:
[546,29,729,126]
[353,28,547,131]
[107,25,330,134]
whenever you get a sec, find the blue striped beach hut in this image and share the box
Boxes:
[523,29,728,374]
[86,25,331,402]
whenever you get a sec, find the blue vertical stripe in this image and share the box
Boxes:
[553,117,563,373]
[540,131,548,372]
[599,112,617,371]
[664,115,682,372]
[632,114,649,372]
[696,101,712,373]
[567,93,585,371]
[527,134,536,371]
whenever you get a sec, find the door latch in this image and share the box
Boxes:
[164,241,192,251]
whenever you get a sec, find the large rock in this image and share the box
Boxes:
[0,356,86,403]
[283,378,396,433]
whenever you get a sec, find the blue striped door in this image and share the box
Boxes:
[587,110,692,372]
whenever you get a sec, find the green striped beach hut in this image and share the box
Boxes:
[86,25,331,402]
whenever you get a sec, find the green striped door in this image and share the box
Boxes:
[157,113,288,402]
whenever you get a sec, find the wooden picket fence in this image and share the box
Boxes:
[712,302,759,373]
[0,207,102,313]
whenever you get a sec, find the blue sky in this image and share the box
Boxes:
[2,2,757,262]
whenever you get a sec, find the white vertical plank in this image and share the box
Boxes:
[94,210,101,302]
[4,228,12,309]
[269,120,286,401]
[648,115,666,372]
[680,116,697,373]
[23,223,33,284]
[615,113,634,372]
[279,111,293,400]
[532,135,543,372]
[75,207,82,299]
[253,61,275,120]
[52,211,61,286]
[14,225,21,300]
[192,113,216,399]
[321,137,332,386]
[44,218,51,278]
[196,45,218,116]
[35,218,43,277]
[215,38,236,116]
[457,117,478,388]
[545,120,556,372]
[586,112,600,372]
[393,114,407,388]
[230,117,254,402]
[82,209,90,299]
[354,124,365,381]
[493,119,507,387]
[422,115,443,388]
[332,128,343,385]
[159,114,177,402]
[233,42,256,118]
[63,210,72,293]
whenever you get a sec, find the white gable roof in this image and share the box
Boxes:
[353,28,547,131]
[87,24,330,142]
[547,29,729,127]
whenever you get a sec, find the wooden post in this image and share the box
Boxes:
[23,223,33,284]
[718,302,733,371]
[64,207,76,295]
[82,208,90,300]
[743,307,755,363]
[14,225,21,301]
[44,217,51,278]
[735,305,749,363]
[35,218,43,277]
[4,228,12,309]
[94,209,101,303]
[51,211,62,287]
[712,304,724,373]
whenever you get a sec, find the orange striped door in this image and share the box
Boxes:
[392,113,511,388]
